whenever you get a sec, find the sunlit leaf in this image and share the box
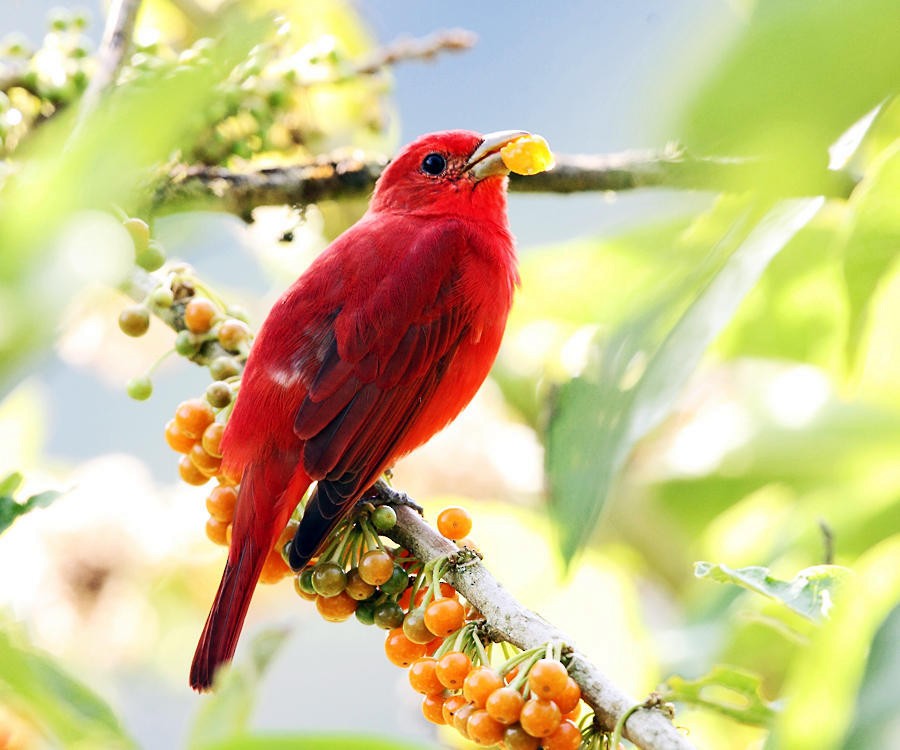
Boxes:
[842,604,900,750]
[767,535,900,749]
[664,665,779,727]
[840,140,900,370]
[694,562,852,623]
[0,623,135,748]
[0,471,60,536]
[681,0,900,190]
[547,198,824,563]
[188,628,291,750]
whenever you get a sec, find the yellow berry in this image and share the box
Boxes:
[500,134,555,175]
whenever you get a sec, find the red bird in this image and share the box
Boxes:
[190,129,526,691]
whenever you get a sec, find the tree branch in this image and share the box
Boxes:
[76,0,142,125]
[385,501,695,750]
[152,149,857,218]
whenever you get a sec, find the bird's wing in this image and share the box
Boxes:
[289,221,474,562]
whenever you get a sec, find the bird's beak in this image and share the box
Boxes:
[465,130,530,180]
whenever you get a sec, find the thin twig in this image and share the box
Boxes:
[352,29,477,76]
[152,149,858,218]
[76,0,142,126]
[384,500,697,750]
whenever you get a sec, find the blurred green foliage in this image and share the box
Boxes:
[1,0,899,749]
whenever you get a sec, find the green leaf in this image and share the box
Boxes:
[198,733,435,750]
[0,472,61,535]
[0,471,23,497]
[767,535,900,749]
[0,623,135,748]
[663,665,778,727]
[188,628,291,750]
[546,198,824,563]
[841,140,900,370]
[681,0,900,186]
[842,604,900,750]
[694,562,852,623]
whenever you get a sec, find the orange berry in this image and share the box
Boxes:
[463,666,504,708]
[502,724,540,750]
[543,719,582,750]
[403,608,436,644]
[424,597,465,637]
[384,628,426,667]
[179,454,209,486]
[201,422,226,458]
[466,709,505,746]
[421,693,446,725]
[453,702,475,738]
[358,548,395,586]
[424,635,444,656]
[294,575,317,601]
[553,676,582,714]
[315,591,357,621]
[259,545,291,584]
[436,506,472,540]
[345,568,376,601]
[225,523,233,546]
[217,319,250,351]
[174,398,215,439]
[485,685,525,725]
[184,297,217,333]
[408,657,444,695]
[189,442,221,477]
[528,658,569,700]
[206,484,237,523]
[519,697,561,738]
[165,419,195,453]
[435,650,472,690]
[442,693,468,726]
[276,520,299,552]
[205,516,229,546]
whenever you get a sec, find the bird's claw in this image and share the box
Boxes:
[368,479,424,515]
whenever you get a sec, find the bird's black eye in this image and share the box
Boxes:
[421,153,447,176]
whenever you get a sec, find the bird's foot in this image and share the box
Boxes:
[364,479,424,515]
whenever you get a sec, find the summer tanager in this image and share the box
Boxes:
[190,130,527,691]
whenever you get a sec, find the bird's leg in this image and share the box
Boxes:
[363,478,424,515]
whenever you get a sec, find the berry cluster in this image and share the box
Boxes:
[119,222,250,403]
[0,9,92,155]
[412,639,585,749]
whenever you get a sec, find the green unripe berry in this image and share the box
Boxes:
[175,330,201,356]
[205,381,232,409]
[373,600,405,630]
[209,355,241,381]
[126,375,152,401]
[136,239,166,272]
[355,599,376,626]
[123,217,150,251]
[118,305,150,337]
[151,287,175,308]
[371,505,397,532]
[311,562,347,597]
[298,568,317,596]
[379,565,411,595]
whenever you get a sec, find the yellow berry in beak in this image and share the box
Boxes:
[500,134,555,175]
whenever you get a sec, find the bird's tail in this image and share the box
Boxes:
[190,460,303,691]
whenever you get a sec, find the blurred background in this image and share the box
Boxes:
[1,1,898,749]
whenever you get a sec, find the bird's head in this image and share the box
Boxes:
[369,129,529,219]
